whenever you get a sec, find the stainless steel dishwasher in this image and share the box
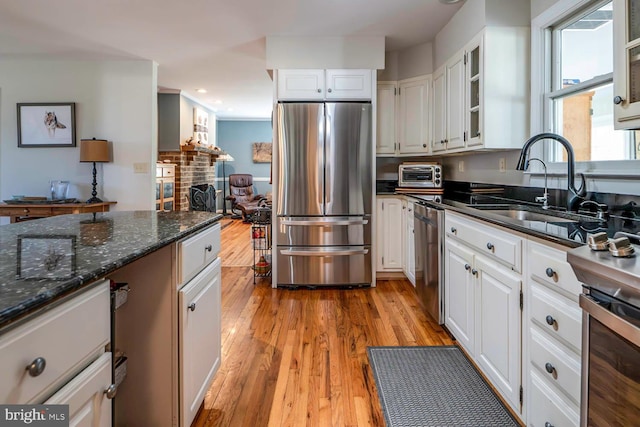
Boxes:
[414,201,444,324]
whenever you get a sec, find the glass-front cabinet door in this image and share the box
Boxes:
[614,0,640,128]
[466,35,483,147]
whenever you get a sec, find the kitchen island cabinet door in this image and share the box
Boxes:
[44,352,113,427]
[179,257,222,427]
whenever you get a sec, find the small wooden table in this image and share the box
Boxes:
[0,201,117,223]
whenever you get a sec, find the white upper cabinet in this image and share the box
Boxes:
[432,65,447,153]
[433,27,529,154]
[376,75,431,156]
[398,75,431,154]
[447,52,466,150]
[376,82,397,154]
[325,69,372,99]
[432,52,465,153]
[277,69,372,101]
[277,69,325,100]
[613,0,640,128]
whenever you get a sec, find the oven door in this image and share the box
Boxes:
[579,290,640,427]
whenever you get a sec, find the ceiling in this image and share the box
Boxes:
[0,0,464,119]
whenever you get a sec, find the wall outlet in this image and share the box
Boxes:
[133,162,149,174]
[458,160,465,173]
[499,157,506,172]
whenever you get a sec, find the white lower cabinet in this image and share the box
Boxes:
[376,197,404,272]
[444,238,475,353]
[403,200,416,285]
[444,211,524,418]
[0,282,111,406]
[525,240,582,427]
[45,352,113,426]
[179,257,222,427]
[474,254,522,412]
[529,370,580,427]
[444,213,585,426]
[111,223,222,427]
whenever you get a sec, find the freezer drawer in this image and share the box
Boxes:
[277,246,372,286]
[276,216,371,246]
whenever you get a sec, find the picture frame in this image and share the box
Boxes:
[193,107,209,146]
[17,102,76,147]
[17,234,77,280]
[252,142,272,163]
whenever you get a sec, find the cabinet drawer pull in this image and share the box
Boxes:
[545,423,554,427]
[104,384,117,399]
[327,88,332,93]
[205,245,213,252]
[545,315,558,330]
[614,95,625,105]
[486,242,494,251]
[422,143,427,148]
[545,362,558,379]
[317,89,322,93]
[545,267,558,282]
[471,268,478,276]
[450,227,457,233]
[26,357,46,377]
[188,302,196,311]
[464,264,471,271]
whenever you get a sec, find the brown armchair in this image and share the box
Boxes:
[226,174,265,221]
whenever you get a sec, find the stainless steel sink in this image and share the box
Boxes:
[481,209,577,223]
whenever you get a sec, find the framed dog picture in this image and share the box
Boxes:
[17,102,76,147]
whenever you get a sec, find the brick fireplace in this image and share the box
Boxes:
[158,150,218,211]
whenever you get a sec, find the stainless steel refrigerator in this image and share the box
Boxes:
[275,102,372,287]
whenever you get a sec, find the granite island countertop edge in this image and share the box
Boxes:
[0,212,223,333]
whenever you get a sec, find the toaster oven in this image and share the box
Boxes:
[398,163,442,188]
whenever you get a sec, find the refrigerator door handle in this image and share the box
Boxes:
[318,104,326,213]
[280,218,369,226]
[281,247,370,256]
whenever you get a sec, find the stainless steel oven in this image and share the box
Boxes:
[568,240,640,427]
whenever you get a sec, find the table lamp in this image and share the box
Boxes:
[80,138,110,203]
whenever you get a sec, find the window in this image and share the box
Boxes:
[542,0,638,163]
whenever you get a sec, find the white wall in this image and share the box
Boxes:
[434,0,530,69]
[0,58,157,222]
[397,42,433,80]
[531,0,562,19]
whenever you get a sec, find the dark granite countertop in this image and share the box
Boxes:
[393,191,640,249]
[0,210,222,331]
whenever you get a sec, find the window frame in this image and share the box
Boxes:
[530,0,640,177]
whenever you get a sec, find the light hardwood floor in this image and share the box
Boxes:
[194,220,454,427]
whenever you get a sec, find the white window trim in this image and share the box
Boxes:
[530,0,640,177]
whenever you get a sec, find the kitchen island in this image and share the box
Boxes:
[0,210,222,427]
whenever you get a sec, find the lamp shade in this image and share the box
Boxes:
[218,153,234,162]
[80,138,110,163]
